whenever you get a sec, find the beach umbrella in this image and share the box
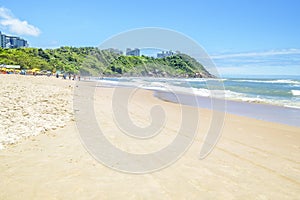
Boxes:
[31,68,40,72]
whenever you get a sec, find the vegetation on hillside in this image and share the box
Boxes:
[0,47,214,78]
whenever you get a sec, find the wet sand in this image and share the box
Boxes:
[0,76,299,199]
[155,90,300,127]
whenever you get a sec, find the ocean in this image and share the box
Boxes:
[95,76,300,108]
[92,76,300,127]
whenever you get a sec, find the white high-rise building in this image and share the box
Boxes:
[0,31,28,48]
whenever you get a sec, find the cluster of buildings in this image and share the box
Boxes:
[0,31,28,48]
[126,48,141,56]
[126,48,175,58]
[107,48,124,55]
[157,50,175,58]
[0,32,176,57]
[108,48,176,58]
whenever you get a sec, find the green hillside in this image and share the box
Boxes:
[0,47,214,78]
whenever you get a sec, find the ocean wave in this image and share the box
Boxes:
[97,80,119,85]
[227,96,300,108]
[291,90,300,96]
[93,77,300,108]
[232,79,300,84]
[139,82,169,91]
[184,78,228,82]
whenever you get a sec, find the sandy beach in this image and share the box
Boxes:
[0,75,74,150]
[0,75,299,199]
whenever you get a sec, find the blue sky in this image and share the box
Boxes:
[0,0,299,77]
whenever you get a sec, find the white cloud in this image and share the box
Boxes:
[0,7,41,36]
[211,49,300,59]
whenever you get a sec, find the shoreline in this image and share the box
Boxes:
[91,76,300,109]
[90,78,300,127]
[0,76,300,199]
[153,90,300,127]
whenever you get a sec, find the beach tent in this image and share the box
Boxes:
[0,67,7,74]
[3,65,21,69]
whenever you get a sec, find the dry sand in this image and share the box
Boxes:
[0,74,73,149]
[0,75,299,199]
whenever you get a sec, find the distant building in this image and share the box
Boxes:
[157,50,175,58]
[0,31,28,48]
[0,32,6,48]
[106,48,123,55]
[126,48,140,56]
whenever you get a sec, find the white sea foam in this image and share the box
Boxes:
[139,86,168,91]
[284,105,300,109]
[233,79,300,84]
[291,90,300,96]
[97,80,119,85]
[139,81,169,91]
[192,88,211,97]
[182,78,207,82]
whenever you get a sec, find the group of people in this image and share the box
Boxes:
[56,73,80,81]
